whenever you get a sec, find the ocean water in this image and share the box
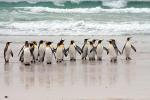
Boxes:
[0,0,150,35]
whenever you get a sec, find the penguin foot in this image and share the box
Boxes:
[47,62,51,64]
[24,63,30,66]
[98,58,102,61]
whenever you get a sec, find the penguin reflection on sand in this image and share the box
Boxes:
[122,37,136,60]
[96,40,109,61]
[38,40,45,62]
[4,42,13,63]
[43,42,53,64]
[81,39,88,60]
[108,40,117,62]
[66,40,82,61]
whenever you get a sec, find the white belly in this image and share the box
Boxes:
[125,43,131,57]
[96,44,103,58]
[44,47,53,63]
[69,45,76,59]
[24,48,31,64]
[56,47,64,60]
[109,44,117,59]
[39,45,45,61]
[33,47,38,60]
[5,47,12,61]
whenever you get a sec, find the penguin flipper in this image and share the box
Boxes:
[131,45,136,52]
[90,47,96,53]
[11,50,13,57]
[18,46,24,56]
[122,43,126,54]
[63,48,68,57]
[75,45,82,55]
[103,47,109,55]
[81,44,86,53]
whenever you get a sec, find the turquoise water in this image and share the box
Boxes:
[0,0,150,35]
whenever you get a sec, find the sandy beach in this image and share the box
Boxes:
[0,35,149,100]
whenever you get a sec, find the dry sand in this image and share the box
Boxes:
[0,35,150,100]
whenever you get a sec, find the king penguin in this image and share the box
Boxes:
[56,40,66,62]
[38,40,45,62]
[67,40,82,61]
[81,39,88,60]
[44,42,53,64]
[96,40,109,61]
[108,40,117,62]
[88,41,96,61]
[122,37,136,60]
[4,42,13,63]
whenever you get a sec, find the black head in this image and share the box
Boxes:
[39,40,44,44]
[6,42,12,45]
[98,40,103,44]
[30,43,33,47]
[46,41,52,46]
[33,41,37,45]
[89,41,93,45]
[25,41,28,45]
[108,40,112,44]
[70,40,74,44]
[92,39,96,43]
[127,37,132,41]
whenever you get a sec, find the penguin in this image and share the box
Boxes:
[4,42,13,63]
[67,40,82,61]
[108,40,117,62]
[44,42,53,64]
[111,39,121,55]
[19,41,28,62]
[81,39,88,60]
[122,37,136,60]
[96,40,109,61]
[33,41,38,62]
[88,41,96,61]
[38,40,45,62]
[56,42,65,62]
[23,43,32,65]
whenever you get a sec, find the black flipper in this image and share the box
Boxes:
[75,45,82,55]
[90,47,97,53]
[122,43,126,54]
[63,48,68,57]
[131,45,136,52]
[18,46,24,56]
[103,47,109,55]
[4,46,7,62]
[81,43,86,53]
[11,50,13,57]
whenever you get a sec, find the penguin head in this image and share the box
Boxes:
[127,37,132,41]
[84,39,88,44]
[25,41,28,45]
[98,40,103,44]
[89,41,93,45]
[92,39,96,43]
[39,40,44,45]
[6,42,12,45]
[46,41,52,46]
[30,43,34,47]
[70,40,74,44]
[107,40,112,44]
[32,41,37,45]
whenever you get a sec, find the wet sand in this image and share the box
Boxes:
[0,35,150,100]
